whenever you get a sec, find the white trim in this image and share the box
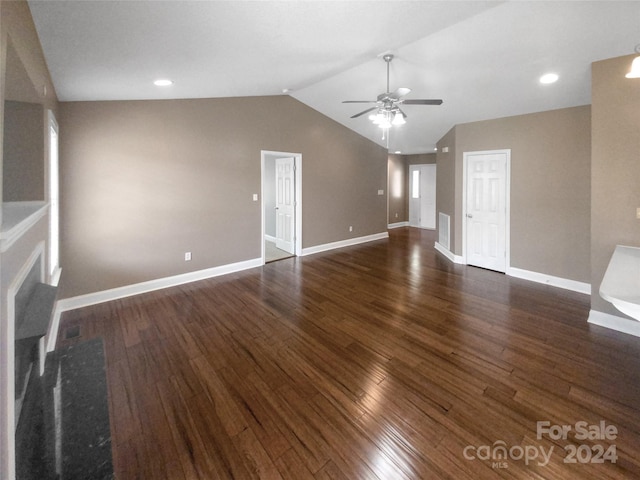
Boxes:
[46,305,64,353]
[387,221,409,229]
[301,232,389,256]
[264,234,277,243]
[48,257,262,352]
[588,309,640,338]
[434,241,465,264]
[5,242,46,480]
[261,151,302,264]
[47,110,60,280]
[462,149,511,271]
[0,202,48,253]
[49,267,62,287]
[507,267,591,295]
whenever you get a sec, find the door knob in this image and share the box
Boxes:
[466,213,473,218]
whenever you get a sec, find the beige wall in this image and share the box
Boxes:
[387,154,406,224]
[436,106,591,284]
[1,2,59,478]
[3,101,44,201]
[436,127,457,248]
[591,54,640,315]
[407,153,436,165]
[59,96,388,298]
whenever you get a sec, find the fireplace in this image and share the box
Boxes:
[8,242,58,478]
[14,259,43,427]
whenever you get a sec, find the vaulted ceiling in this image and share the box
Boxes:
[28,1,640,154]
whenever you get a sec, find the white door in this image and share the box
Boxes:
[465,151,508,272]
[275,157,295,254]
[409,164,436,229]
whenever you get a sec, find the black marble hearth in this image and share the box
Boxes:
[16,338,113,479]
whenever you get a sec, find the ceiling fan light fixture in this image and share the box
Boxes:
[392,112,406,126]
[378,119,392,129]
[342,54,442,131]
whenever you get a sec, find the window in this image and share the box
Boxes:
[412,169,420,199]
[48,111,60,284]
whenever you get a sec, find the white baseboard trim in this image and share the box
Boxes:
[507,267,591,295]
[434,241,464,264]
[264,234,276,243]
[301,232,389,256]
[387,221,409,229]
[588,309,640,338]
[47,257,263,352]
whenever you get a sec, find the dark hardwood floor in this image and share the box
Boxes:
[57,227,640,479]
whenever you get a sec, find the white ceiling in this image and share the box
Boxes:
[28,1,640,154]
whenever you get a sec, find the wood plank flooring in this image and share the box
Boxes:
[57,227,640,479]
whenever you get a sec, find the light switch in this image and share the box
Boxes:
[253,194,258,202]
[378,189,384,195]
[637,207,640,219]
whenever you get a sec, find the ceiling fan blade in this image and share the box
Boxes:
[389,87,411,100]
[350,107,378,118]
[402,99,443,105]
[342,100,376,104]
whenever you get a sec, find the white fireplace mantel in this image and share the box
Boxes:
[1,202,48,253]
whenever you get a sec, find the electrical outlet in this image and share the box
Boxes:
[349,226,353,232]
[395,213,398,218]
[378,189,384,195]
[184,252,192,261]
[637,207,640,219]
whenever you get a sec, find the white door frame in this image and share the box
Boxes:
[462,149,511,270]
[261,151,302,264]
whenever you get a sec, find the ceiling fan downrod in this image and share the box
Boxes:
[383,54,394,93]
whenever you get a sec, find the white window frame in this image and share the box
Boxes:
[47,110,61,285]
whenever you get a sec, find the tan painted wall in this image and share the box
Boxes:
[591,54,640,315]
[436,127,457,248]
[407,153,436,165]
[3,101,44,201]
[59,96,388,298]
[436,106,591,284]
[387,154,406,224]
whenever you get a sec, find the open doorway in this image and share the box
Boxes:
[261,151,302,263]
[409,164,436,229]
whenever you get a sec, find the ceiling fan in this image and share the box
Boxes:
[343,54,443,128]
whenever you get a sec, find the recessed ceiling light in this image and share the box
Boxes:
[539,73,559,84]
[154,79,173,87]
